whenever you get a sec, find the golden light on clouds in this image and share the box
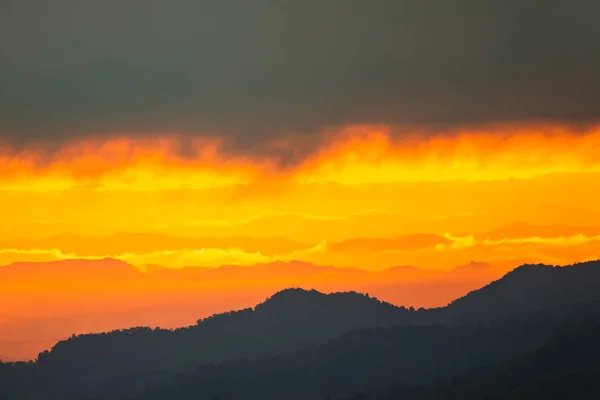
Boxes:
[2,124,600,191]
[2,124,600,360]
[294,125,600,184]
[1,124,600,265]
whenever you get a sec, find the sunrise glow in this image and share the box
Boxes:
[2,124,600,360]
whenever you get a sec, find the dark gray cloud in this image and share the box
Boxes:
[1,0,599,156]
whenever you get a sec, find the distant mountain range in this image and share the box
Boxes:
[2,221,599,271]
[1,260,599,399]
[0,258,508,360]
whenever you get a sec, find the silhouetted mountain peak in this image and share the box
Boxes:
[259,288,323,305]
[507,262,553,273]
[251,288,407,333]
[489,262,555,283]
[502,260,600,280]
[442,260,600,322]
[255,288,390,311]
[4,261,600,400]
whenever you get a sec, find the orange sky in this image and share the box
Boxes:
[1,123,600,360]
[1,124,600,268]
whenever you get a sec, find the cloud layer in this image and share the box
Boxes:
[1,0,599,155]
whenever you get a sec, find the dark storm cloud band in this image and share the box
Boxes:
[1,0,599,156]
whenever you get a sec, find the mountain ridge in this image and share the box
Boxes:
[10,259,600,362]
[1,260,600,400]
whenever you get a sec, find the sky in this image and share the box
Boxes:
[1,1,600,360]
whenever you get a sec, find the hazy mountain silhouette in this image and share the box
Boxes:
[433,260,600,323]
[6,289,413,399]
[0,258,508,361]
[1,260,599,399]
[0,258,139,281]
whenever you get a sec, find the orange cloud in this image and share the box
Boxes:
[0,136,269,191]
[0,233,309,258]
[1,124,600,191]
[328,233,452,253]
[293,124,600,184]
[474,222,600,241]
[3,230,600,271]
